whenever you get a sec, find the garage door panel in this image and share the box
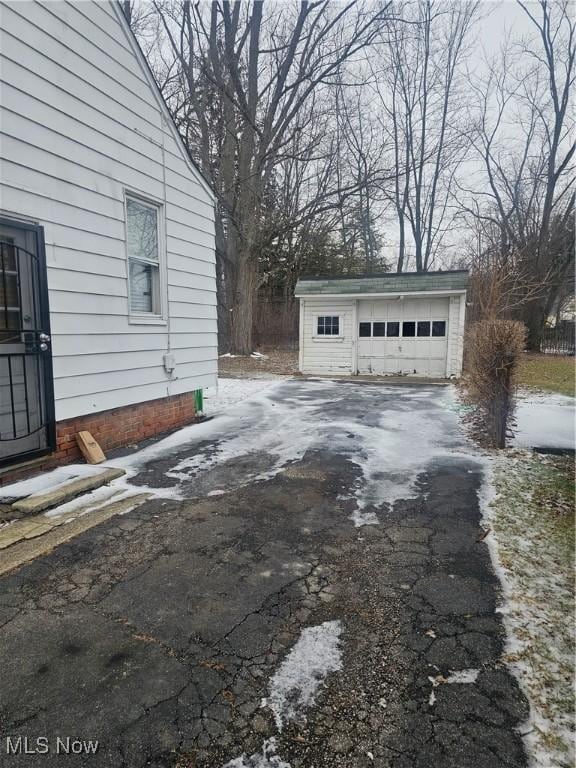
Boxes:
[357,298,449,377]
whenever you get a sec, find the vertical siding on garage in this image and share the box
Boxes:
[447,295,464,376]
[0,0,217,420]
[300,299,354,374]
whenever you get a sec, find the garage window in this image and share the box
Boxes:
[402,321,416,337]
[432,321,446,337]
[359,322,371,337]
[317,316,340,336]
[373,322,386,337]
[387,322,400,337]
[417,321,431,337]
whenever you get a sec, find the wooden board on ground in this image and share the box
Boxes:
[76,431,106,464]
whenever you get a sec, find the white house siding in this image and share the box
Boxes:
[300,299,355,374]
[0,0,217,421]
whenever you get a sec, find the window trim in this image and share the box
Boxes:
[313,314,343,339]
[124,191,167,325]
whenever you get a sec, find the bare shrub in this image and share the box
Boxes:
[464,320,526,448]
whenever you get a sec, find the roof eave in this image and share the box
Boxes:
[294,289,468,299]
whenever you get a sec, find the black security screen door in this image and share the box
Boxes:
[0,219,55,467]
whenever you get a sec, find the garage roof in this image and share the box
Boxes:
[295,270,468,296]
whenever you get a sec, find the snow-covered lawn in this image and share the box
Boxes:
[513,390,575,450]
[485,451,575,768]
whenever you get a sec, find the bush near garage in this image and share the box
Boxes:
[465,319,527,448]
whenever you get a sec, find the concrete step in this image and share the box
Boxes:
[4,467,126,518]
[0,491,151,576]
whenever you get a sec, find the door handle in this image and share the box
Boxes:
[39,333,51,343]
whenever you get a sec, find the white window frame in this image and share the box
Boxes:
[124,191,167,325]
[313,314,344,340]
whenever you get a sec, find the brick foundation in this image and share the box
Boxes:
[0,392,197,486]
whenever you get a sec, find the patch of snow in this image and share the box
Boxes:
[203,378,281,417]
[250,352,269,359]
[262,621,343,731]
[207,489,226,497]
[512,391,575,450]
[222,738,290,768]
[445,669,480,684]
[328,385,471,525]
[349,506,379,527]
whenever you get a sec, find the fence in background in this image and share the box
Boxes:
[542,324,575,355]
[253,297,299,350]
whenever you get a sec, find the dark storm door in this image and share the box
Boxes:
[0,218,55,467]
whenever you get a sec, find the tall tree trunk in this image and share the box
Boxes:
[522,299,546,351]
[231,249,257,355]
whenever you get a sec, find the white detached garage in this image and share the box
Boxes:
[295,271,468,378]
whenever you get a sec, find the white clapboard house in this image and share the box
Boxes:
[295,271,468,377]
[0,1,217,474]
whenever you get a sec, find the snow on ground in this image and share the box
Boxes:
[223,621,343,768]
[1,380,472,529]
[222,737,291,768]
[261,620,343,730]
[512,391,575,450]
[483,451,575,768]
[203,378,281,417]
[0,379,476,530]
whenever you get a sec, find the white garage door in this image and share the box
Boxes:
[357,297,449,376]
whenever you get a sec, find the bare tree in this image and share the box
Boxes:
[333,82,389,272]
[374,0,480,272]
[145,1,391,353]
[461,0,575,347]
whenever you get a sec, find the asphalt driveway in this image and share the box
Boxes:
[0,380,528,768]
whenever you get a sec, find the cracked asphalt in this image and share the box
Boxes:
[0,381,528,768]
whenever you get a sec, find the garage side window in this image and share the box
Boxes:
[317,316,340,336]
[126,196,162,315]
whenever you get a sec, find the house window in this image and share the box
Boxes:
[387,322,400,337]
[126,196,162,315]
[432,321,446,337]
[317,316,340,336]
[402,321,416,337]
[359,322,371,337]
[373,322,386,337]
[417,321,431,337]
